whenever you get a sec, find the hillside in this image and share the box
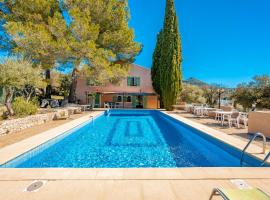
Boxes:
[183,77,209,87]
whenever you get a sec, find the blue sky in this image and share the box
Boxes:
[128,0,270,87]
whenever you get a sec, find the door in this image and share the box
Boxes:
[136,95,143,108]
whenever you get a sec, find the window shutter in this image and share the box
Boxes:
[112,96,117,102]
[127,77,132,86]
[136,77,141,86]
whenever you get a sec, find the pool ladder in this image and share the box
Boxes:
[240,132,270,166]
[107,109,111,117]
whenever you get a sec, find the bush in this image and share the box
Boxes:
[0,105,7,120]
[180,83,206,104]
[12,97,38,117]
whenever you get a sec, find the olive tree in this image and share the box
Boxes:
[0,58,45,116]
[180,83,206,104]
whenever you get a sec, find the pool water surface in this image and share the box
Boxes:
[1,110,263,168]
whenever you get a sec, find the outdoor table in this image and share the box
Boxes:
[215,111,233,125]
[201,107,215,116]
[193,107,204,116]
[80,105,91,111]
[194,107,213,116]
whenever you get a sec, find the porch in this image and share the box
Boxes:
[85,92,159,109]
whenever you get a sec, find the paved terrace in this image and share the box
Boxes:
[0,112,93,149]
[0,168,270,200]
[0,110,269,199]
[172,110,270,149]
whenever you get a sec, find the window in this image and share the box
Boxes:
[127,77,140,86]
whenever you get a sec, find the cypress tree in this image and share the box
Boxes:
[160,0,182,110]
[151,30,163,106]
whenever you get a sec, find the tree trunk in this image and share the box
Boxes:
[45,69,52,99]
[5,87,15,116]
[159,97,164,108]
[68,68,78,103]
[26,88,35,102]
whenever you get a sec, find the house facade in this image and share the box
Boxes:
[75,64,159,109]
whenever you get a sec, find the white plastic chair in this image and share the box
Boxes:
[224,112,248,128]
[223,112,239,128]
[238,112,248,128]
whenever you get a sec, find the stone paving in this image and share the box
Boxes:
[171,110,270,149]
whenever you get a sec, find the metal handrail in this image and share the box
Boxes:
[261,151,270,166]
[106,108,111,117]
[89,115,94,123]
[240,132,266,166]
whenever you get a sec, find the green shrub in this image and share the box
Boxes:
[12,97,38,117]
[0,105,7,120]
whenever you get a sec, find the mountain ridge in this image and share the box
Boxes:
[183,77,209,87]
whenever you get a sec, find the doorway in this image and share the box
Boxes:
[136,95,144,109]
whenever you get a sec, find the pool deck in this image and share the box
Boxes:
[0,110,270,199]
[0,112,94,149]
[0,168,270,199]
[172,110,270,148]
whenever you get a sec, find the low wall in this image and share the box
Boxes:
[173,102,186,111]
[0,113,57,135]
[220,106,234,111]
[0,106,84,135]
[248,111,270,137]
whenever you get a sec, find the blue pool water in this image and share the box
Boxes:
[1,110,263,168]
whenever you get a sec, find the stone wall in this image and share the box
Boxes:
[0,112,56,135]
[0,107,84,136]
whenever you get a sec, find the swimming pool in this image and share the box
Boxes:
[1,110,264,168]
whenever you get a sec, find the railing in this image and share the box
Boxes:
[104,103,111,117]
[107,109,111,117]
[261,151,270,166]
[89,115,94,123]
[240,132,266,166]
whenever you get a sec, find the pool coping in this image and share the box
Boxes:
[0,168,270,180]
[0,109,269,166]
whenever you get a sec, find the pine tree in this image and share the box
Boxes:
[160,0,182,110]
[1,0,141,102]
[1,0,70,98]
[151,30,163,106]
[63,0,142,102]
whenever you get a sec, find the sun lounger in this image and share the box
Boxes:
[209,188,270,200]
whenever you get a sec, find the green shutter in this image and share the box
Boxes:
[127,77,132,86]
[95,94,100,107]
[132,96,137,108]
[143,96,147,108]
[112,96,117,102]
[136,77,141,86]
